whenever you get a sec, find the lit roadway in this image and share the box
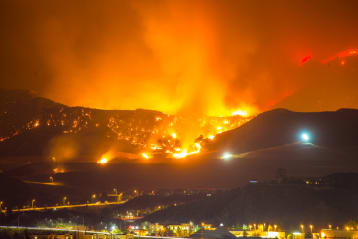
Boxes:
[11,200,128,213]
[0,226,189,239]
[0,226,111,235]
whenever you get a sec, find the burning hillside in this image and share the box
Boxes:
[0,89,252,162]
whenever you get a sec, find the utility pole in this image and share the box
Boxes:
[17,213,21,227]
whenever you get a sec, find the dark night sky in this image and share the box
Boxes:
[1,0,358,115]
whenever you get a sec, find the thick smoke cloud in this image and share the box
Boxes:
[1,0,358,115]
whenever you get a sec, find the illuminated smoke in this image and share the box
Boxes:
[1,0,358,115]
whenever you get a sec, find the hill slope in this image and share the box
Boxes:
[209,108,358,154]
[141,173,358,229]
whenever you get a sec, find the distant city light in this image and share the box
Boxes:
[220,223,224,227]
[221,152,233,160]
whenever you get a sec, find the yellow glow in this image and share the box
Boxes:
[221,152,232,160]
[171,132,177,139]
[141,152,150,159]
[232,109,248,117]
[267,232,279,238]
[208,135,215,140]
[172,142,201,159]
[173,149,188,159]
[97,157,108,164]
[53,167,65,174]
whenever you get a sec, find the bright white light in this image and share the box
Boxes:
[97,157,108,164]
[232,110,248,117]
[208,135,215,140]
[111,225,117,231]
[220,223,224,227]
[300,132,310,142]
[221,152,232,160]
[267,232,279,238]
[141,153,150,159]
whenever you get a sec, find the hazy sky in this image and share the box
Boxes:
[1,0,358,115]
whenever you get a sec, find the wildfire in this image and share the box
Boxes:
[232,109,248,117]
[97,157,109,164]
[141,152,150,159]
[173,150,188,159]
[322,48,358,64]
[97,152,114,164]
[172,142,201,159]
[299,54,312,66]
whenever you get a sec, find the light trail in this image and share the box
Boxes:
[135,236,191,239]
[11,200,127,213]
[0,225,111,235]
[0,226,192,239]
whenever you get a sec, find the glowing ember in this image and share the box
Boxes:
[97,157,109,164]
[322,48,358,64]
[232,110,248,117]
[34,120,40,128]
[172,142,202,159]
[300,54,312,66]
[173,150,188,159]
[141,152,150,159]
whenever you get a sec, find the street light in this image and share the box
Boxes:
[221,152,233,160]
[299,131,311,143]
[309,225,313,233]
[63,196,68,205]
[300,225,304,232]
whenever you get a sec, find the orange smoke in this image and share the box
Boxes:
[3,0,358,116]
[35,0,265,117]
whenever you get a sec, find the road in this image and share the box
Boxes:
[0,226,189,239]
[11,200,128,213]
